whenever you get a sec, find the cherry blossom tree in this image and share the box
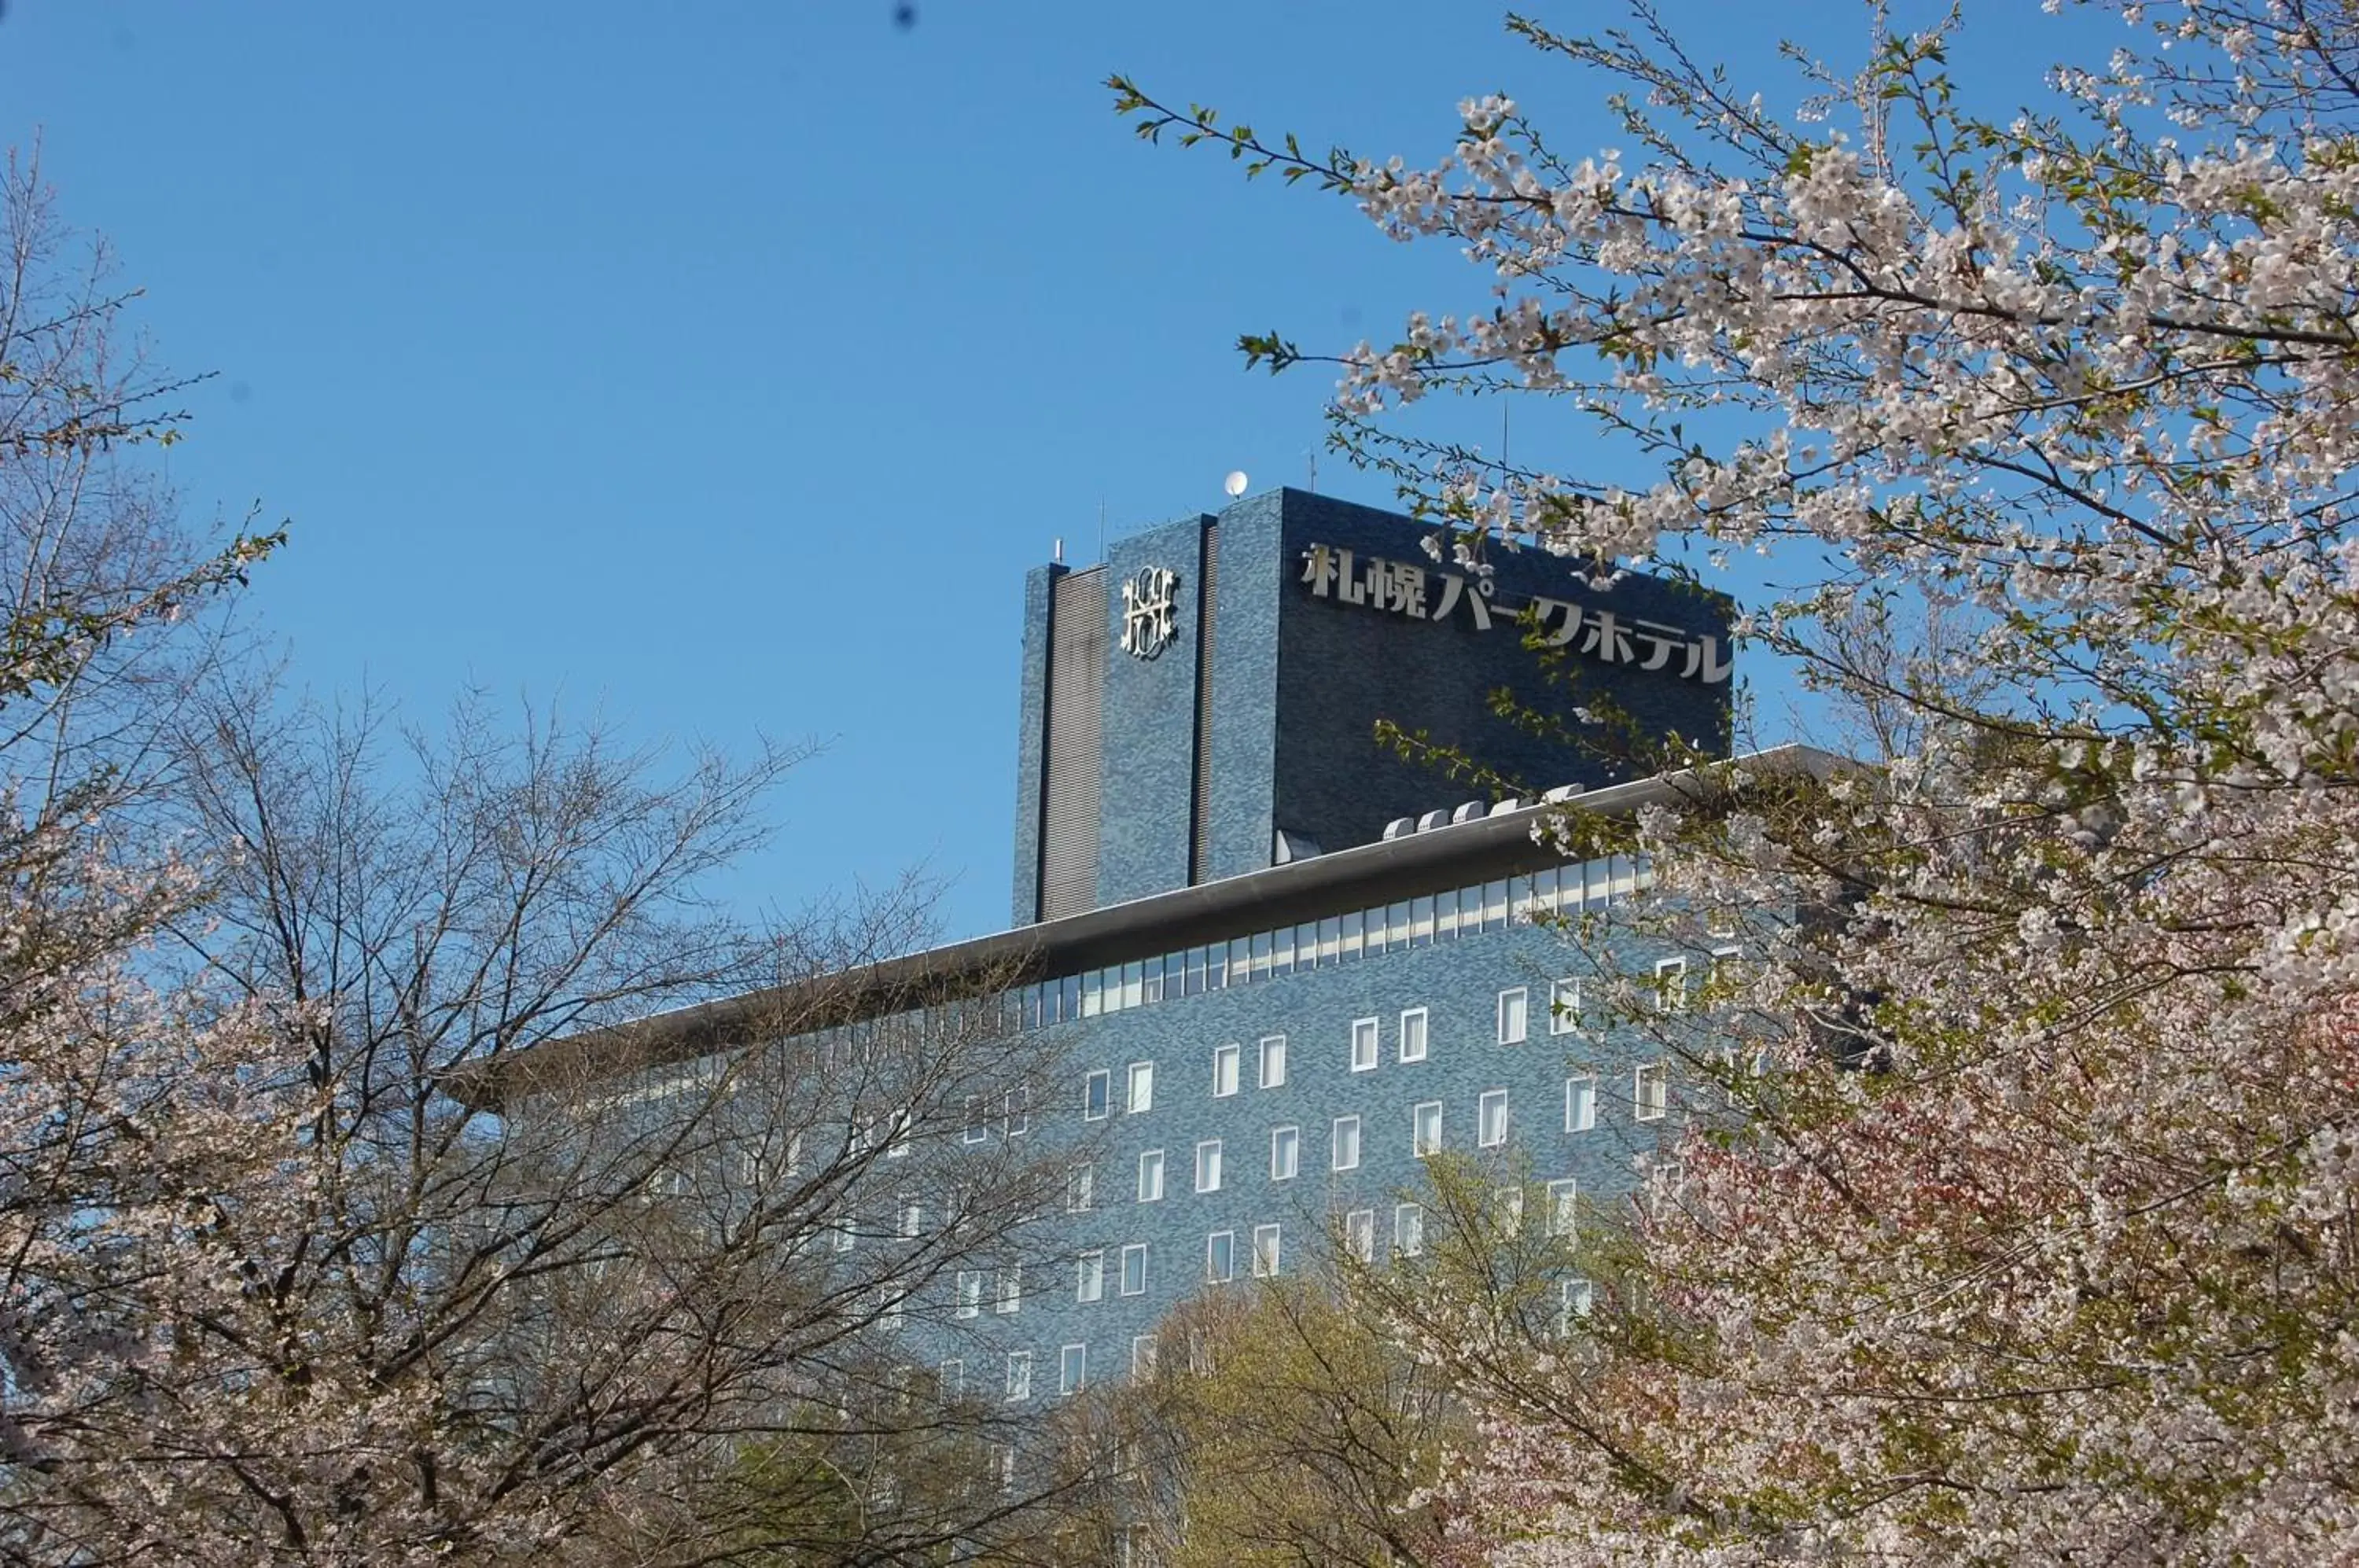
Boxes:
[1118,2,2359,1562]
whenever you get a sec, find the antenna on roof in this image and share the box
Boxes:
[1053,537,1063,564]
[1305,447,1317,493]
[1098,499,1106,565]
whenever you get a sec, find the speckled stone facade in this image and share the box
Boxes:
[922,902,1687,1402]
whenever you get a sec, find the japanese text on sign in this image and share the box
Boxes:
[1297,542,1731,685]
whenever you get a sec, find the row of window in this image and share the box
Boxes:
[970,1274,1597,1410]
[1014,854,1651,1030]
[968,1178,1591,1320]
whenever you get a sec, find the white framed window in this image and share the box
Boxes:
[963,1094,988,1143]
[1394,1202,1424,1257]
[1566,1074,1598,1132]
[1127,1060,1155,1113]
[995,1264,1021,1315]
[1006,1350,1032,1402]
[1706,905,1738,940]
[955,1269,981,1319]
[1497,986,1529,1044]
[1399,1007,1430,1062]
[1131,1334,1157,1377]
[1084,1070,1110,1121]
[899,1191,924,1238]
[1478,1089,1508,1147]
[831,1220,856,1253]
[1077,1250,1105,1303]
[1252,1223,1282,1277]
[1548,1177,1579,1239]
[1709,946,1743,1007]
[1344,1208,1375,1263]
[1561,1277,1595,1332]
[880,1286,905,1331]
[1005,1085,1029,1136]
[1332,1114,1361,1172]
[1212,1043,1241,1098]
[1653,956,1690,1014]
[1271,1125,1300,1181]
[1206,1229,1235,1283]
[1138,1148,1165,1202]
[1059,1342,1087,1396]
[883,1108,913,1158]
[1412,1100,1443,1158]
[1259,1033,1287,1088]
[1636,1062,1669,1122]
[1195,1138,1223,1194]
[1350,1015,1380,1072]
[1120,1242,1147,1296]
[1647,1160,1685,1218]
[1550,977,1581,1034]
[940,1358,963,1401]
[995,1442,1017,1493]
[1493,1185,1525,1236]
[1066,1163,1095,1213]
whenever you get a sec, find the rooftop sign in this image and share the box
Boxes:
[1298,543,1731,685]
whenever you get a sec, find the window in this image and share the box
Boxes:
[1060,1343,1087,1396]
[1394,1202,1425,1257]
[1493,1185,1525,1235]
[955,1269,981,1319]
[1413,1100,1443,1158]
[1344,1208,1375,1263]
[1206,1229,1235,1283]
[1497,986,1529,1044]
[1259,1034,1287,1088]
[881,1287,905,1330]
[1127,1060,1155,1113]
[1636,1062,1669,1123]
[1195,1139,1223,1194]
[1550,977,1581,1034]
[1548,1178,1579,1239]
[996,1264,1022,1315]
[963,1095,988,1144]
[1006,1351,1032,1402]
[1561,1277,1595,1331]
[1138,1149,1165,1203]
[831,1220,855,1253]
[1077,1250,1105,1303]
[1566,1074,1598,1133]
[1251,1223,1282,1277]
[1004,1085,1029,1136]
[1478,1089,1508,1148]
[1331,1114,1361,1172]
[1131,1334,1157,1377]
[1654,956,1690,1014]
[1212,1043,1240,1098]
[1067,1163,1095,1213]
[1350,1016,1379,1072]
[899,1191,923,1239]
[940,1358,963,1402]
[1084,1070,1110,1121]
[1399,1007,1429,1062]
[1121,1242,1147,1296]
[884,1109,912,1158]
[1271,1125,1300,1181]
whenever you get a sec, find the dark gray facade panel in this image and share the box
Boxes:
[1009,565,1063,927]
[1269,491,1733,859]
[1038,569,1107,923]
[1189,522,1218,885]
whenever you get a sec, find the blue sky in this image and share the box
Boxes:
[0,2,2088,943]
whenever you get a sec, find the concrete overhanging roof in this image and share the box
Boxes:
[446,743,1852,1108]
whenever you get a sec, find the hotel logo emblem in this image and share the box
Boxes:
[1120,565,1180,661]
